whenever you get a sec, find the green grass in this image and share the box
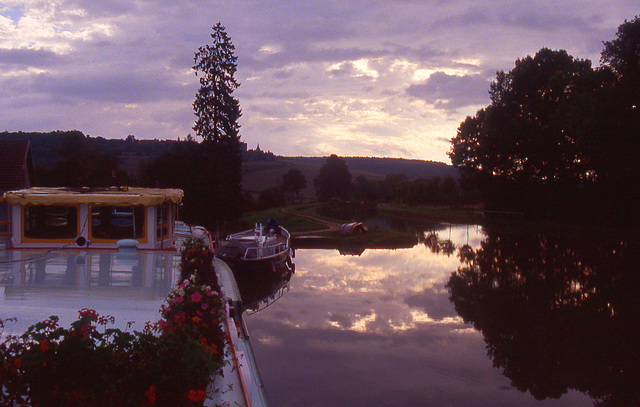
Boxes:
[240,203,421,249]
[378,203,482,224]
[294,227,418,249]
[239,207,327,233]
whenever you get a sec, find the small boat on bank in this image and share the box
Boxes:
[1,186,270,407]
[216,219,294,279]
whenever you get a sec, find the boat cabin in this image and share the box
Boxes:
[3,187,183,249]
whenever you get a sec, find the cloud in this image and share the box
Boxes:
[0,0,637,161]
[406,71,491,112]
[0,47,63,67]
[405,287,458,320]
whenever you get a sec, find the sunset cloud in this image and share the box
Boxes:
[0,0,636,162]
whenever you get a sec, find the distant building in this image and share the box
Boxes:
[0,140,34,246]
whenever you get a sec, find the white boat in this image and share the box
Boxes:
[0,186,270,407]
[217,219,294,278]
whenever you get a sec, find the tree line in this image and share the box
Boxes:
[254,154,466,210]
[449,17,640,227]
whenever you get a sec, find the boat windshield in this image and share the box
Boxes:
[91,206,145,241]
[24,205,79,240]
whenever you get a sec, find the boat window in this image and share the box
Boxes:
[156,204,169,240]
[90,206,145,241]
[23,205,78,240]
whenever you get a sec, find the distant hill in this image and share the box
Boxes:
[0,131,178,179]
[282,156,457,179]
[242,155,458,199]
[1,132,458,199]
[0,131,78,166]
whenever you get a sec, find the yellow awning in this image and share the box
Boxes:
[3,187,184,206]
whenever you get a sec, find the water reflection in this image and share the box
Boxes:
[0,249,177,334]
[447,231,640,406]
[246,225,591,406]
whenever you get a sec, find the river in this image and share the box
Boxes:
[1,224,637,406]
[245,224,638,406]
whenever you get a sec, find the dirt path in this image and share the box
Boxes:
[277,207,342,235]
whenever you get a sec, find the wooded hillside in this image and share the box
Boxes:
[1,131,458,200]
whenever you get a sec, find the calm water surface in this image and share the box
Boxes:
[0,250,176,334]
[2,225,637,406]
[246,225,638,407]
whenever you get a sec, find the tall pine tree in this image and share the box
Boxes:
[192,23,243,226]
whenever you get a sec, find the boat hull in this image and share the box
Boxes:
[217,249,294,307]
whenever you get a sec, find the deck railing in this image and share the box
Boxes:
[242,243,287,260]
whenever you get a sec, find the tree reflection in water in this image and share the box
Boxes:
[445,231,640,406]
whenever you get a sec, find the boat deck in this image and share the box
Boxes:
[218,233,289,260]
[209,258,270,407]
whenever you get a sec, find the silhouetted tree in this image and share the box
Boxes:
[599,16,640,226]
[193,22,243,225]
[314,154,352,201]
[258,186,285,209]
[37,132,127,187]
[602,16,640,101]
[282,168,307,202]
[380,174,409,202]
[449,47,617,221]
[141,136,209,225]
[353,175,380,202]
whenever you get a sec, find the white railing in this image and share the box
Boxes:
[242,243,287,260]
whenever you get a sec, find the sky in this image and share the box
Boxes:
[0,1,637,163]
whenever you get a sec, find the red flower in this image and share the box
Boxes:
[78,308,98,322]
[187,389,207,403]
[146,385,157,405]
[82,324,91,338]
[39,340,49,352]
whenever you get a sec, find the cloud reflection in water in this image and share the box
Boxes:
[246,226,591,407]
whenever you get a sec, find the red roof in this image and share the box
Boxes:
[0,140,34,192]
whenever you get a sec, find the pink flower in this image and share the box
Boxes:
[191,292,203,303]
[201,303,209,310]
[175,296,184,304]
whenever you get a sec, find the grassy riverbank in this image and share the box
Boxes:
[238,203,480,250]
[238,201,636,251]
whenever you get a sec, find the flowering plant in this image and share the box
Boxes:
[0,308,223,407]
[160,273,227,367]
[179,237,218,288]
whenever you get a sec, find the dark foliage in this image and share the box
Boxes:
[282,168,307,202]
[258,186,286,209]
[34,132,132,187]
[314,154,353,202]
[190,22,244,225]
[449,18,640,226]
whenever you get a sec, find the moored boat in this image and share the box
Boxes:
[216,219,294,279]
[1,186,270,407]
